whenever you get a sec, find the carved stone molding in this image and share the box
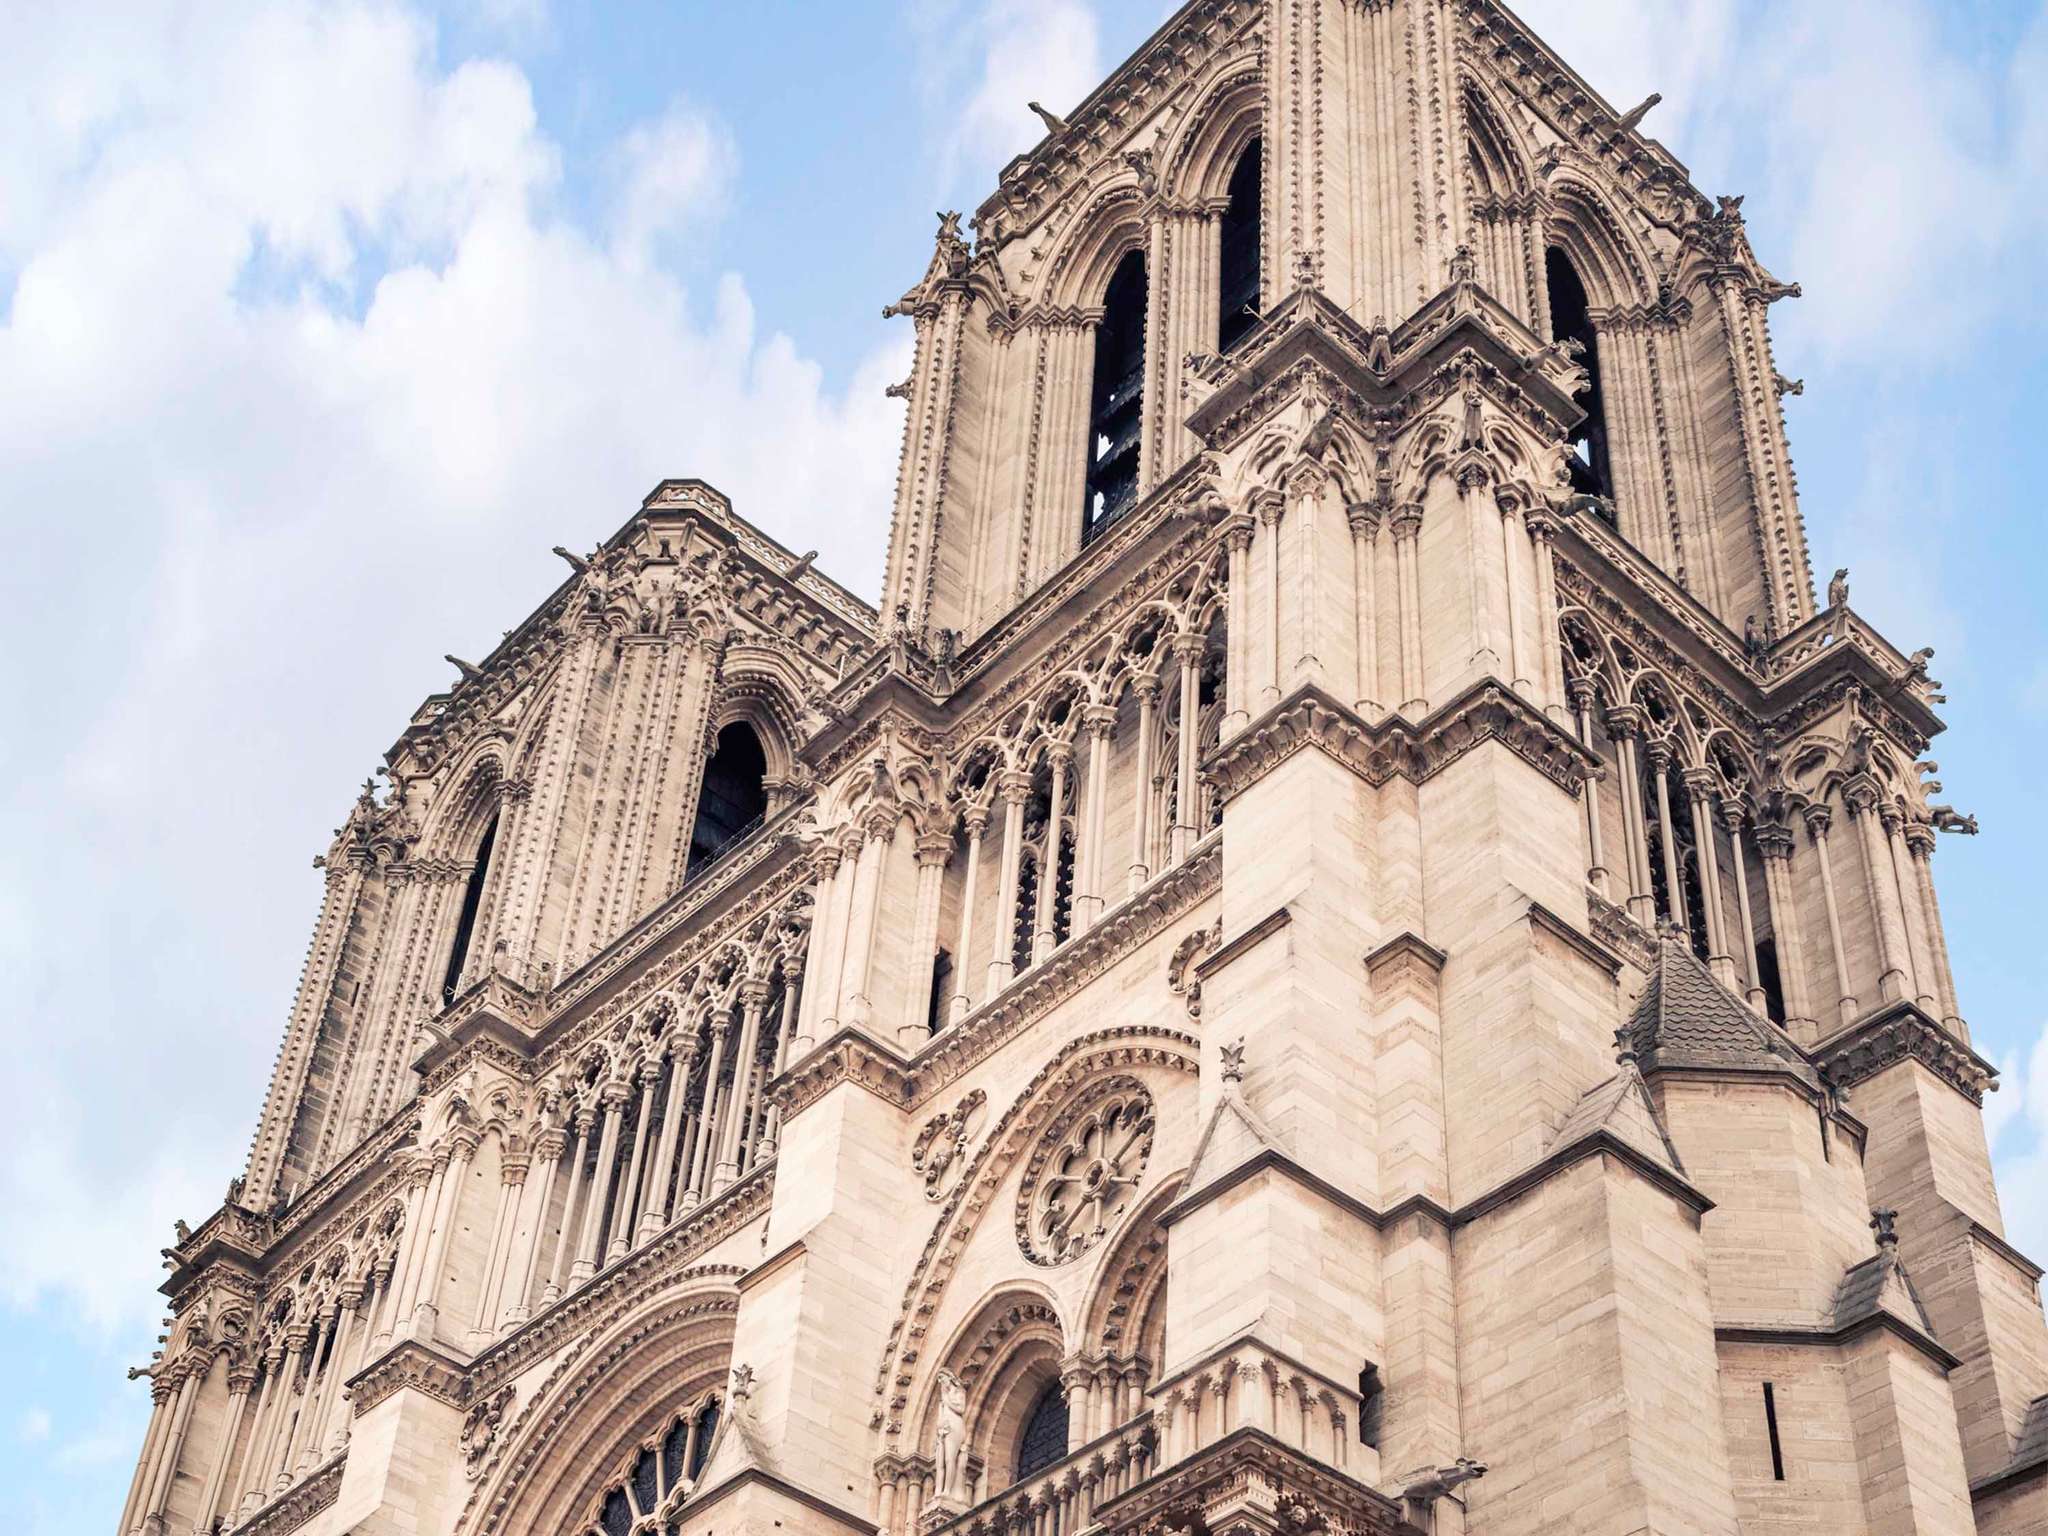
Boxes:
[236,1456,344,1536]
[1095,1426,1413,1536]
[350,1339,469,1416]
[912,1091,988,1203]
[1204,681,1596,808]
[1814,1002,1996,1107]
[774,1030,916,1120]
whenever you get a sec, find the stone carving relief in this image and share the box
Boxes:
[911,1090,988,1202]
[1016,1077,1156,1266]
[460,1384,516,1480]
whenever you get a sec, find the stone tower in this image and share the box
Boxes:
[124,5,2047,1536]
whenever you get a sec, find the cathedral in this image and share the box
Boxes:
[122,3,2048,1534]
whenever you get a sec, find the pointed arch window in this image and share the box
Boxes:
[1218,139,1262,352]
[1545,247,1614,515]
[1014,1382,1070,1481]
[441,811,498,1006]
[688,723,769,878]
[1085,249,1148,543]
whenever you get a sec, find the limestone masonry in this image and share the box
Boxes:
[123,5,2048,1534]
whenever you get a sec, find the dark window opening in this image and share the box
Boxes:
[1546,247,1614,512]
[688,722,769,878]
[1754,936,1787,1025]
[1012,854,1041,974]
[927,948,953,1036]
[1218,140,1263,353]
[690,1400,720,1478]
[1015,1382,1070,1481]
[441,812,498,1006]
[1762,1381,1786,1481]
[1358,1364,1383,1449]
[1085,249,1148,543]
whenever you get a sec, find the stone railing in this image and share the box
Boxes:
[929,1415,1158,1536]
[1149,1339,1367,1482]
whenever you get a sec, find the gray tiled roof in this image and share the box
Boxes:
[1833,1245,1933,1335]
[1626,929,1819,1089]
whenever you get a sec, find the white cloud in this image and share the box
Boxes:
[910,0,1103,191]
[1987,1018,2048,1265]
[0,0,907,1336]
[16,1407,51,1445]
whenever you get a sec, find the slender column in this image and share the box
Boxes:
[987,769,1031,993]
[950,805,989,1022]
[194,1362,254,1534]
[1392,504,1425,713]
[325,1285,373,1453]
[377,1156,434,1347]
[1846,785,1910,1004]
[636,1048,689,1239]
[265,1327,312,1492]
[121,1383,171,1535]
[1805,806,1859,1024]
[1683,769,1735,985]
[232,1348,282,1518]
[905,831,952,1047]
[791,843,841,1054]
[1292,468,1322,679]
[1347,504,1381,716]
[1498,491,1532,690]
[1126,680,1159,894]
[1567,681,1609,896]
[1645,739,1687,932]
[1719,803,1766,1011]
[839,819,892,1029]
[1755,824,1817,1035]
[1075,706,1114,932]
[1031,744,1072,963]
[1885,806,1938,1013]
[608,1067,660,1263]
[715,982,769,1188]
[573,1086,627,1280]
[1607,707,1653,923]
[686,1022,731,1203]
[141,1364,202,1529]
[759,972,802,1157]
[817,833,860,1035]
[501,1128,560,1327]
[295,1305,346,1473]
[1259,491,1283,706]
[1459,466,1503,673]
[543,1108,593,1304]
[1905,826,1965,1036]
[392,1152,449,1330]
[1526,507,1567,717]
[1224,515,1254,733]
[470,1158,525,1344]
[413,1133,476,1337]
[1171,637,1202,862]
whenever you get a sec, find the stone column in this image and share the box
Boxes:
[1031,744,1072,964]
[1904,825,1965,1036]
[904,830,952,1047]
[1567,680,1610,897]
[1884,806,1938,1014]
[1258,489,1284,707]
[1683,768,1735,986]
[471,1155,526,1346]
[572,1088,626,1283]
[137,1364,200,1531]
[636,1045,691,1240]
[840,814,895,1030]
[1719,802,1766,1012]
[389,1151,446,1331]
[950,805,989,1022]
[1223,514,1254,733]
[715,981,770,1189]
[295,1303,346,1472]
[412,1132,476,1337]
[1499,489,1533,692]
[1645,738,1687,932]
[119,1381,170,1535]
[233,1345,284,1518]
[608,1065,660,1262]
[1127,679,1159,894]
[1347,502,1382,716]
[791,842,842,1054]
[266,1326,311,1492]
[1846,784,1911,1004]
[542,1108,593,1305]
[1606,705,1654,922]
[324,1283,375,1454]
[1527,506,1567,717]
[1392,502,1426,714]
[193,1358,254,1535]
[758,974,803,1158]
[987,769,1031,994]
[1754,823,1817,1037]
[686,1022,730,1204]
[1074,706,1114,933]
[1805,805,1859,1024]
[1171,636,1203,863]
[817,831,861,1036]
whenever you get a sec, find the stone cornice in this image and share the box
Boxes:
[1362,930,1448,984]
[1525,902,1623,979]
[1093,1426,1411,1536]
[1193,904,1291,982]
[908,838,1221,1099]
[1814,1001,1996,1107]
[235,1455,343,1536]
[772,1031,916,1119]
[1204,680,1597,807]
[350,1337,469,1416]
[1716,1318,1960,1375]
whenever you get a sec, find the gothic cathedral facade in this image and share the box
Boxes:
[124,5,2047,1535]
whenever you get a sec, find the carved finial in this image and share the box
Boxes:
[1614,1025,1638,1069]
[1448,243,1477,284]
[1220,1038,1246,1087]
[1026,101,1069,136]
[730,1361,755,1407]
[1870,1208,1898,1248]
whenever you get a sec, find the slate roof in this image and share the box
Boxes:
[1625,928,1821,1090]
[1832,1242,1934,1336]
[2009,1393,2048,1477]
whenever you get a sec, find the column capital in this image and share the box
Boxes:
[1878,800,1907,837]
[1043,738,1076,772]
[1223,512,1257,551]
[1717,798,1748,834]
[1842,778,1881,816]
[810,841,845,880]
[1604,702,1644,739]
[1802,802,1834,837]
[1169,631,1206,665]
[998,767,1035,803]
[1642,735,1675,772]
[961,801,993,837]
[1680,765,1719,803]
[1565,676,1599,713]
[1251,487,1285,525]
[1131,672,1163,703]
[599,1080,633,1110]
[738,977,774,1010]
[915,830,955,867]
[1903,822,1938,858]
[1082,702,1117,736]
[1390,501,1424,539]
[1345,501,1382,538]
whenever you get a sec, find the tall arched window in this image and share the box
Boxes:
[1218,139,1262,352]
[688,723,769,878]
[1545,247,1614,513]
[1085,249,1148,542]
[1014,1382,1070,1480]
[441,811,498,1006]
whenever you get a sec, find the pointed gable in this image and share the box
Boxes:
[1625,928,1820,1089]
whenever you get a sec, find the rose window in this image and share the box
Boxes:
[1017,1080,1155,1265]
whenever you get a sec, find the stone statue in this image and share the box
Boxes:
[1743,615,1767,667]
[1828,567,1850,609]
[1929,805,1979,835]
[933,1368,969,1499]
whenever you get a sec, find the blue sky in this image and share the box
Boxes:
[1,3,2044,1529]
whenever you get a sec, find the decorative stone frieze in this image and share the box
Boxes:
[1814,1001,1996,1106]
